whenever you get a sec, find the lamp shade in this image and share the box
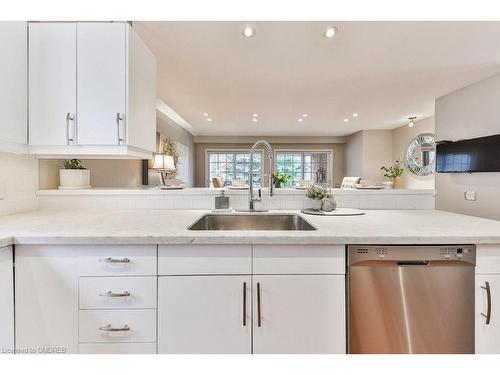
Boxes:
[152,154,176,171]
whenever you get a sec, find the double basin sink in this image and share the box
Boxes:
[188,214,316,231]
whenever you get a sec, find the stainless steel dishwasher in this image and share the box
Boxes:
[348,245,475,354]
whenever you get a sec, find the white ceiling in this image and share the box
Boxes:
[134,21,500,137]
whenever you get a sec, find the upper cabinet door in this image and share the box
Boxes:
[29,23,77,146]
[0,22,27,148]
[77,23,126,145]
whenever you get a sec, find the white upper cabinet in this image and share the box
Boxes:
[77,23,126,146]
[0,22,28,152]
[29,22,156,158]
[29,23,77,147]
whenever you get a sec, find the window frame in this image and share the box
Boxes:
[205,149,264,187]
[273,148,333,187]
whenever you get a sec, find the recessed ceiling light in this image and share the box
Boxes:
[324,27,338,39]
[302,113,308,118]
[242,26,255,38]
[253,113,258,117]
[206,118,213,122]
[344,118,349,122]
[297,118,304,122]
[203,113,209,117]
[352,113,358,117]
[252,118,258,122]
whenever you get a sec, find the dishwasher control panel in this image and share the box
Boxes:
[348,245,476,265]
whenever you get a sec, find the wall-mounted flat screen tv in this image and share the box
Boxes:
[436,134,500,173]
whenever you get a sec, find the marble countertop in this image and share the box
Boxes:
[0,209,499,246]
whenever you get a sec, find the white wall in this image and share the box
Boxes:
[435,72,500,221]
[0,152,38,216]
[392,117,435,189]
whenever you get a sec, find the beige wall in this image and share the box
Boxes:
[39,159,143,189]
[435,72,500,221]
[0,152,38,215]
[194,142,345,187]
[345,123,436,187]
[392,117,435,189]
[345,131,363,178]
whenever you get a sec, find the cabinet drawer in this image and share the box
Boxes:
[476,245,500,274]
[78,245,156,276]
[79,276,156,309]
[79,310,156,343]
[158,245,251,275]
[253,245,345,274]
[79,343,156,354]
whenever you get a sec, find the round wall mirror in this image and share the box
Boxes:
[405,133,436,176]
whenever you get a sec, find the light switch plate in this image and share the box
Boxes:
[464,190,476,201]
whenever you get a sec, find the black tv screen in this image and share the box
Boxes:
[436,134,500,173]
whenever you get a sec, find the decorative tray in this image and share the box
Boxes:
[300,208,365,216]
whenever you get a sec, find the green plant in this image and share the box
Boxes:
[381,160,404,179]
[63,159,85,170]
[305,185,329,200]
[273,172,290,188]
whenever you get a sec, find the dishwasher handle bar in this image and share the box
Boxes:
[397,260,430,266]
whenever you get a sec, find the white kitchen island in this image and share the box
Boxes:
[1,208,500,354]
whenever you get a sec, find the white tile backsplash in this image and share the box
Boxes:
[33,188,435,211]
[0,152,38,216]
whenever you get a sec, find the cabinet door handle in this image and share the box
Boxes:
[116,112,124,144]
[481,281,492,325]
[66,113,75,145]
[242,282,247,327]
[99,324,130,332]
[99,290,130,298]
[257,282,262,327]
[98,257,130,264]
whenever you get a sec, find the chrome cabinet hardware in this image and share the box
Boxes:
[481,281,492,325]
[98,324,130,332]
[257,282,262,327]
[116,112,124,144]
[242,282,247,327]
[66,113,75,145]
[98,257,130,264]
[99,291,131,298]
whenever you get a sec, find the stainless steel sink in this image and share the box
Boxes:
[188,214,316,231]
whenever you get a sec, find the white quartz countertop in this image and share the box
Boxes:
[0,209,499,246]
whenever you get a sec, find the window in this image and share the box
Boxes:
[275,151,331,187]
[207,151,262,186]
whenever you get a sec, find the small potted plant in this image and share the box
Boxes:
[273,172,291,188]
[59,159,91,190]
[305,185,329,210]
[380,160,404,189]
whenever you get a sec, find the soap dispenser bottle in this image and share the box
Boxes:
[214,190,230,210]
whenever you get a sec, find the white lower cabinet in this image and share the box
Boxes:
[253,275,345,354]
[158,276,251,354]
[15,245,79,353]
[475,275,500,353]
[0,246,14,353]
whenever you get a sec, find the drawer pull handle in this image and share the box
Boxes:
[99,291,130,298]
[99,324,130,332]
[99,257,130,264]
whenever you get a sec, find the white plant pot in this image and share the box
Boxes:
[310,199,322,211]
[59,169,91,190]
